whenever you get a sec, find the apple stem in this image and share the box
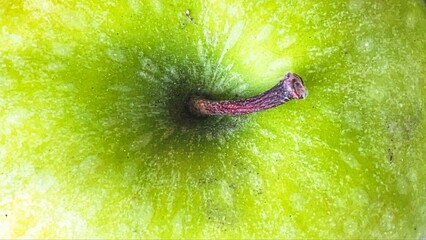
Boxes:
[187,72,307,117]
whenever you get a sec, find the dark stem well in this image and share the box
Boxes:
[187,72,307,117]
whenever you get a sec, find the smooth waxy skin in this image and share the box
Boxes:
[1,0,425,238]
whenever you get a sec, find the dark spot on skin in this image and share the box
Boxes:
[388,148,394,164]
[5,214,7,217]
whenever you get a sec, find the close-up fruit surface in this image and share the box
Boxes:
[1,0,425,238]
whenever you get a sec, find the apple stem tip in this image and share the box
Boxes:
[187,72,307,117]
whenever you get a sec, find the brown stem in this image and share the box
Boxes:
[188,72,307,117]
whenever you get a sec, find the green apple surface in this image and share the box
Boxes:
[1,0,425,238]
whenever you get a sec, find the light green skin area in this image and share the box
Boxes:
[1,0,426,238]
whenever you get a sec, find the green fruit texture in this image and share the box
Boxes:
[1,0,425,238]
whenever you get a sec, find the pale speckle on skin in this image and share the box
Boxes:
[348,0,365,11]
[289,193,306,211]
[138,54,159,74]
[380,209,395,232]
[339,152,361,170]
[131,132,153,149]
[30,173,57,194]
[151,0,163,13]
[55,83,76,92]
[357,38,374,53]
[220,180,234,206]
[59,10,89,30]
[79,155,104,174]
[23,0,54,12]
[366,84,387,102]
[406,168,418,183]
[51,43,75,56]
[267,58,292,74]
[56,211,88,237]
[171,211,184,237]
[46,62,66,72]
[6,33,23,48]
[108,84,132,93]
[106,49,127,63]
[259,129,277,139]
[248,172,263,195]
[344,218,359,235]
[405,12,418,29]
[227,4,243,16]
[350,188,369,206]
[0,76,14,92]
[277,35,297,50]
[2,109,33,135]
[131,200,155,228]
[279,221,299,238]
[256,24,274,42]
[127,0,142,12]
[396,178,408,195]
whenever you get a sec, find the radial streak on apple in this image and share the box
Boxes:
[217,21,245,65]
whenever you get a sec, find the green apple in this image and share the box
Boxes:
[1,0,425,238]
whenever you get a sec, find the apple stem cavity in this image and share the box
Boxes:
[187,72,307,117]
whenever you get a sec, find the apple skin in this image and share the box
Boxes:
[1,0,425,238]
